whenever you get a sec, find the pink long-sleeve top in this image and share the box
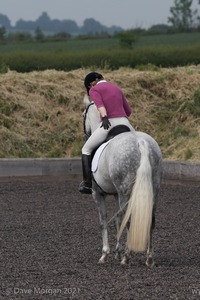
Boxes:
[89,80,132,120]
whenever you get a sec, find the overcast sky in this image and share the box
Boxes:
[0,0,199,29]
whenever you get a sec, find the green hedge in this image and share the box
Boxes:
[0,45,200,73]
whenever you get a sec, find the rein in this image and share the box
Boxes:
[83,102,94,140]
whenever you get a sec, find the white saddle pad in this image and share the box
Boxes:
[91,140,111,173]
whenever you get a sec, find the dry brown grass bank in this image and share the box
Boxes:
[0,66,199,161]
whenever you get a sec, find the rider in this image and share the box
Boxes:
[78,72,135,194]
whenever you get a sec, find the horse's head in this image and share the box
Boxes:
[82,94,100,140]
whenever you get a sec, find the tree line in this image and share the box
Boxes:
[0,12,122,36]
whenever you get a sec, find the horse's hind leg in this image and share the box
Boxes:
[114,195,124,260]
[146,206,156,268]
[146,176,161,268]
[115,194,131,264]
[121,223,131,265]
[93,188,110,264]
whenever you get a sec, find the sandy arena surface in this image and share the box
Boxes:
[0,176,199,300]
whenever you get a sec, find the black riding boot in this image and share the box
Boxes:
[78,154,92,194]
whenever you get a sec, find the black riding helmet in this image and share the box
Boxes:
[84,72,103,95]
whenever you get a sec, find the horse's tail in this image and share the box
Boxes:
[118,139,153,252]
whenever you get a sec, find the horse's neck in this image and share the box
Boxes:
[89,104,100,133]
[83,94,100,133]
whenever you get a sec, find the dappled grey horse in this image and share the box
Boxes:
[83,95,163,267]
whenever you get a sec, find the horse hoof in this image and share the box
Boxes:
[121,256,129,265]
[146,258,154,268]
[98,258,106,264]
[115,252,121,260]
[98,255,107,264]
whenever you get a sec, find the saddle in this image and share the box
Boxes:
[104,125,131,142]
[91,125,131,172]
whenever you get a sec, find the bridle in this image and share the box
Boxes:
[83,102,94,140]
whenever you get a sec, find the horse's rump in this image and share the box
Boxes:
[93,131,162,195]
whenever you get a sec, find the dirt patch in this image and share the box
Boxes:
[0,177,199,299]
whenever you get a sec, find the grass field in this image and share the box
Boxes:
[0,32,200,53]
[0,32,200,73]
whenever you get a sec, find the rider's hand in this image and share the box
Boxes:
[100,116,111,130]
